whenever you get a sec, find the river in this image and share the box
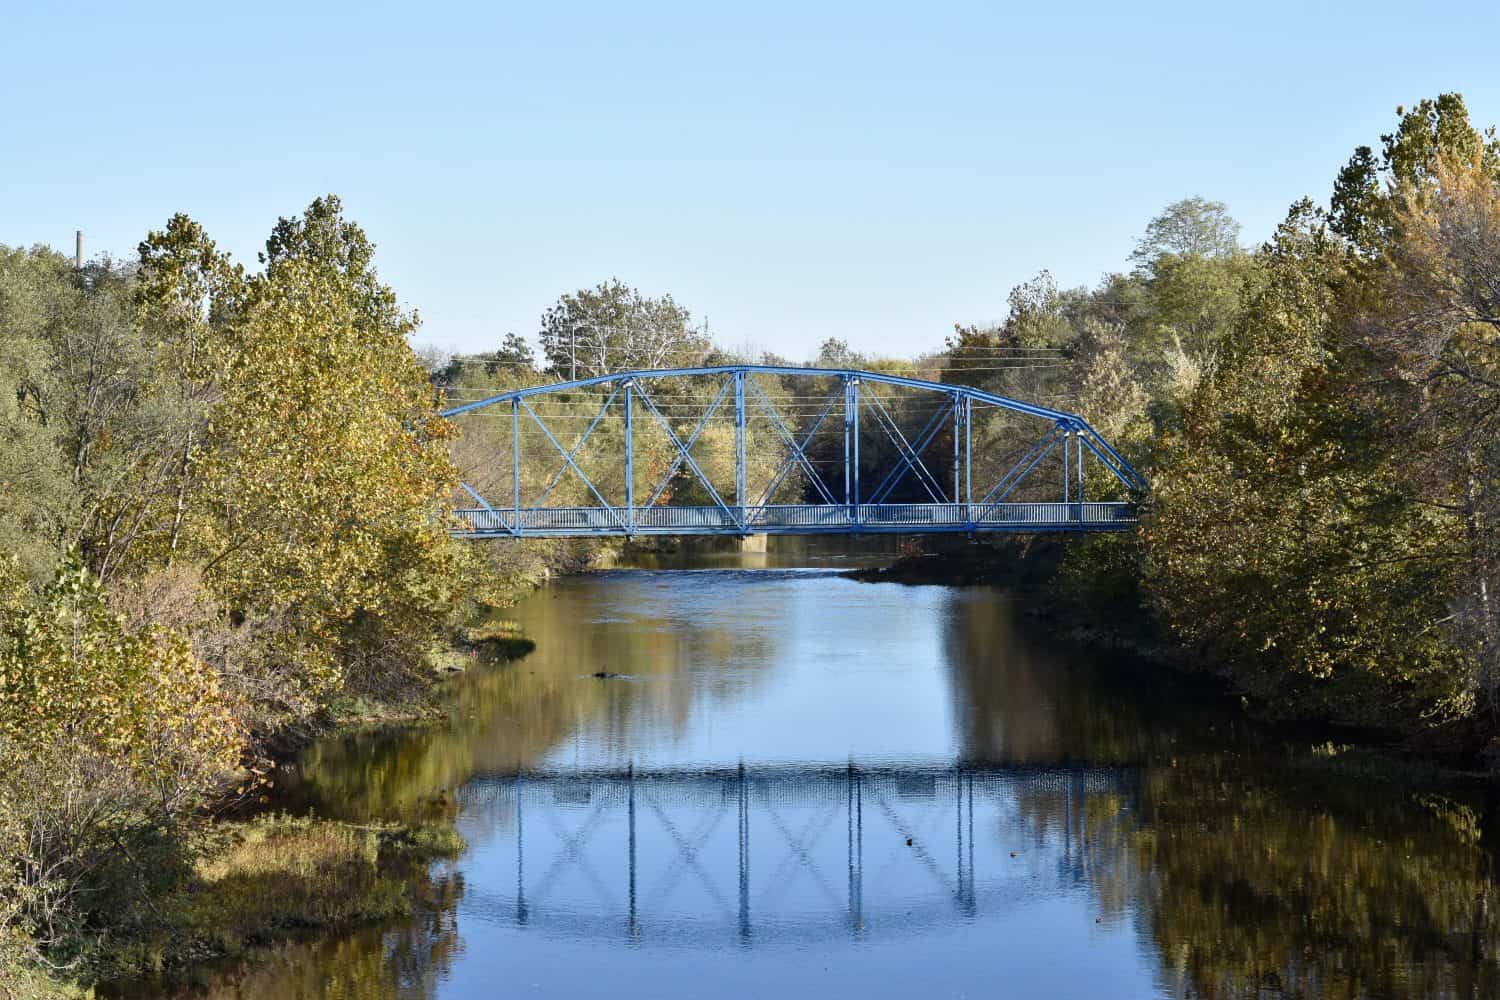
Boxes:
[151,550,1500,998]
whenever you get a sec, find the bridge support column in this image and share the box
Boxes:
[952,393,962,505]
[738,533,767,553]
[1063,425,1070,512]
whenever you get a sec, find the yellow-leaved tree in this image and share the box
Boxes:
[196,197,468,707]
[0,554,241,947]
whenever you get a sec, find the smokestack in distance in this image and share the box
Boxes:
[75,230,83,268]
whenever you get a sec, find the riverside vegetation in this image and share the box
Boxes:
[1,93,1499,993]
[0,198,600,995]
[935,94,1500,754]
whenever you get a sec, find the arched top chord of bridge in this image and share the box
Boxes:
[441,365,1147,539]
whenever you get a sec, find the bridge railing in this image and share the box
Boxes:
[453,501,1137,537]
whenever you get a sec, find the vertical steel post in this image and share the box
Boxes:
[964,395,972,525]
[624,382,634,534]
[851,377,861,525]
[1077,430,1085,524]
[512,398,521,535]
[734,371,747,530]
[951,393,961,506]
[843,377,853,518]
[1062,424,1070,512]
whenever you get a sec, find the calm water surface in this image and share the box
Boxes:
[158,554,1500,998]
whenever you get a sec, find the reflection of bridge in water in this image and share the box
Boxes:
[456,763,1136,945]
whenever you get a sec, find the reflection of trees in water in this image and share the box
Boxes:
[508,571,781,760]
[153,869,463,999]
[281,573,781,821]
[1133,760,1499,999]
[943,592,1500,995]
[940,590,1239,765]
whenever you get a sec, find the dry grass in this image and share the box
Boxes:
[184,815,463,954]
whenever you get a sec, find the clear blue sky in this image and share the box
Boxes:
[4,2,1498,359]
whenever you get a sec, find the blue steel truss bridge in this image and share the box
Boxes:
[441,365,1147,539]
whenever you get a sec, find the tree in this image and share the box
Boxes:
[0,554,239,948]
[1127,200,1254,362]
[0,248,77,580]
[1372,146,1500,717]
[1143,201,1465,726]
[813,337,863,368]
[436,333,537,386]
[198,198,465,702]
[1330,93,1500,258]
[537,279,707,378]
[1130,197,1242,264]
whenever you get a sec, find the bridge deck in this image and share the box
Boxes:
[454,501,1136,537]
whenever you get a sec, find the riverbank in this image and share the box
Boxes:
[848,537,1500,773]
[1,812,469,999]
[0,599,548,996]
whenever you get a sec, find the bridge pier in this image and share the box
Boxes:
[737,533,768,553]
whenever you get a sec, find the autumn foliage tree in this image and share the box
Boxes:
[197,197,468,706]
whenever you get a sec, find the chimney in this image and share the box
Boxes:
[75,230,83,268]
